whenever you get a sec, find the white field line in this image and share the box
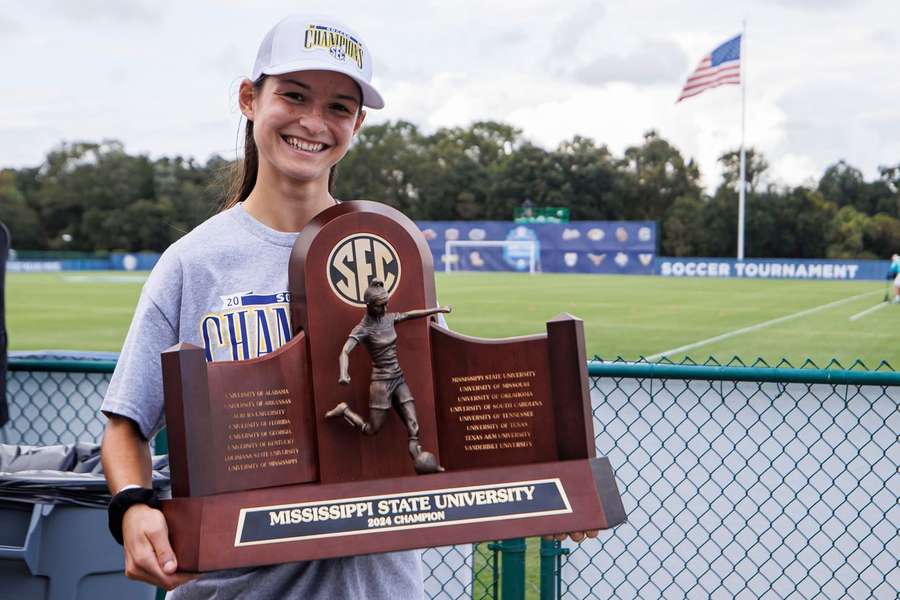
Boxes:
[849,301,889,322]
[645,290,881,362]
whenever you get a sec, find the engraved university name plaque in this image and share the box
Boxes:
[160,201,626,571]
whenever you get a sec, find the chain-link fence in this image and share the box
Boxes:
[3,353,898,599]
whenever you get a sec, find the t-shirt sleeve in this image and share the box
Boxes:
[101,252,183,440]
[348,323,367,343]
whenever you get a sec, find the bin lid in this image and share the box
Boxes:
[0,442,168,508]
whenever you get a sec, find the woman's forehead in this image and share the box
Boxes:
[270,70,359,96]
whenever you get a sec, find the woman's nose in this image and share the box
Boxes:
[298,107,326,135]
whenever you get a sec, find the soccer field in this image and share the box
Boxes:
[5,271,899,367]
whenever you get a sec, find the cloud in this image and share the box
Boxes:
[760,0,858,10]
[41,0,166,24]
[548,6,605,57]
[571,40,689,86]
[0,14,20,35]
[772,77,900,181]
[870,28,897,46]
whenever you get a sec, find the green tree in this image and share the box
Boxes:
[661,195,706,256]
[619,131,703,221]
[33,140,155,250]
[334,121,428,215]
[0,170,43,249]
[827,205,873,258]
[719,147,769,193]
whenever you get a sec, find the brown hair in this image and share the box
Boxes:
[220,75,355,210]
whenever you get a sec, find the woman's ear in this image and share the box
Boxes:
[238,79,257,121]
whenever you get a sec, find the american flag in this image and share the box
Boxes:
[677,34,741,102]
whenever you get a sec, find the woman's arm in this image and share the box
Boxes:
[396,305,452,322]
[101,415,196,590]
[338,337,359,384]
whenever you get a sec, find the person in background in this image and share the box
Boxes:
[889,254,900,304]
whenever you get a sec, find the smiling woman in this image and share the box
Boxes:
[95,13,426,600]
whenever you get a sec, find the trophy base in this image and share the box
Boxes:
[162,457,625,572]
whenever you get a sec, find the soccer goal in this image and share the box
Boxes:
[443,240,539,274]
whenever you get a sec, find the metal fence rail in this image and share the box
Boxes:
[2,354,898,599]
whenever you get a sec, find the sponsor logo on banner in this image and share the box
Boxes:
[638,227,652,242]
[327,233,401,306]
[421,228,437,241]
[639,254,654,266]
[615,227,629,242]
[588,253,606,266]
[234,479,572,546]
[564,252,578,267]
[504,226,539,271]
[562,228,580,241]
[469,251,485,267]
[469,228,486,241]
[587,228,605,241]
[615,252,628,267]
[445,228,459,241]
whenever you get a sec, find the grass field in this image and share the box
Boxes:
[6,271,899,367]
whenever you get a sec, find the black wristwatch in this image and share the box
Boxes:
[108,487,161,545]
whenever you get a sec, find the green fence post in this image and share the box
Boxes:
[486,542,501,600]
[499,538,526,600]
[539,538,555,600]
[153,428,168,454]
[153,429,168,600]
[539,538,570,599]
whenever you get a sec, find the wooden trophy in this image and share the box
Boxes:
[160,201,626,572]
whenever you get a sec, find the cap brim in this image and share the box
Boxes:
[260,61,384,109]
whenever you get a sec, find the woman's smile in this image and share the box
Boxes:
[281,135,329,154]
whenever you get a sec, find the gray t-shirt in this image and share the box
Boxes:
[101,203,424,600]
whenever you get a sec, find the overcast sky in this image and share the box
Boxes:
[2,0,899,192]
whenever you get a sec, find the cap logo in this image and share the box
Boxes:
[305,25,364,70]
[327,233,401,306]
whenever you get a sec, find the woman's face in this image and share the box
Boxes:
[240,70,366,186]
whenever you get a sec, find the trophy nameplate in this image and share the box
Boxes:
[161,201,626,571]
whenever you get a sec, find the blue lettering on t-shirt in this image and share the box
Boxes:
[200,301,293,362]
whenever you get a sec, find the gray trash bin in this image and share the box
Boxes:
[0,442,168,600]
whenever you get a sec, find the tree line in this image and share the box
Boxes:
[1,123,898,258]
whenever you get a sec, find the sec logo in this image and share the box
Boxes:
[327,233,401,306]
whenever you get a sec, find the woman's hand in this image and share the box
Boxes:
[542,530,600,543]
[122,504,197,590]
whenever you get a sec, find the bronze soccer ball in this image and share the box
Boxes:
[414,451,443,474]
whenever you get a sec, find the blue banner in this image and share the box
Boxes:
[657,257,892,281]
[416,221,656,274]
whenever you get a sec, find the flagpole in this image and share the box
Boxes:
[737,20,747,260]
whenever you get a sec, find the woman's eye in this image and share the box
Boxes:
[280,92,303,102]
[331,104,351,113]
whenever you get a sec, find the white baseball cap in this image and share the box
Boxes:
[251,14,384,109]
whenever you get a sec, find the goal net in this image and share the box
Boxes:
[442,240,539,274]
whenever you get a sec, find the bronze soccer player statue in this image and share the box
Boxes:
[325,279,451,474]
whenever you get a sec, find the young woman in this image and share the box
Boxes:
[100,14,425,598]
